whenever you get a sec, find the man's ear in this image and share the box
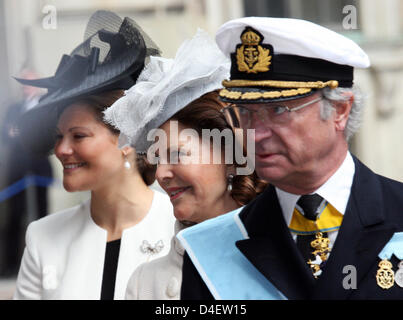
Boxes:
[333,93,354,132]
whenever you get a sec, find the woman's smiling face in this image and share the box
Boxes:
[155,121,230,223]
[54,102,124,192]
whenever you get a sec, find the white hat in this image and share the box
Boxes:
[215,17,370,103]
[104,29,230,152]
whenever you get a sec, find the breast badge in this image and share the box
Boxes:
[394,261,403,288]
[376,259,395,289]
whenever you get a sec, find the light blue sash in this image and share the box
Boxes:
[177,208,286,300]
[378,232,403,260]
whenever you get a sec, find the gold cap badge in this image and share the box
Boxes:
[236,28,272,74]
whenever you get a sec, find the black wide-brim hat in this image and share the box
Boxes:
[215,17,370,105]
[15,10,160,154]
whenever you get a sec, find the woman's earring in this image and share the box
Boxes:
[124,155,131,170]
[227,174,234,192]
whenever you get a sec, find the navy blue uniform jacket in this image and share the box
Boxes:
[181,156,403,299]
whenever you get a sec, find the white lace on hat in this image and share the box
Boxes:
[104,29,230,153]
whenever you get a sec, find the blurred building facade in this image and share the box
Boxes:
[0,0,402,286]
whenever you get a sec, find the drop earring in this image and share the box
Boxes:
[227,174,234,192]
[124,155,131,170]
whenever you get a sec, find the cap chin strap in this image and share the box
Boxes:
[219,87,313,100]
[222,79,339,89]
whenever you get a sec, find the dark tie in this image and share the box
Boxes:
[296,194,324,221]
[295,194,329,278]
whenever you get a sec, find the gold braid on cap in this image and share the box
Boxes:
[222,79,339,89]
[219,88,313,100]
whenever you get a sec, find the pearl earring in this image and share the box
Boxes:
[227,174,234,192]
[124,155,131,170]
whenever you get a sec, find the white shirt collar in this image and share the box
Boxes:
[276,151,355,227]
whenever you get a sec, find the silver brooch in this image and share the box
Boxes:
[140,240,164,255]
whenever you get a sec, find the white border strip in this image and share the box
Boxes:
[176,231,221,300]
[233,210,249,239]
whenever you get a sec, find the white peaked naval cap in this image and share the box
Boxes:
[215,17,370,104]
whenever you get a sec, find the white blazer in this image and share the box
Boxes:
[125,221,186,300]
[14,190,175,300]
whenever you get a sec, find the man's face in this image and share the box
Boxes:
[240,92,346,191]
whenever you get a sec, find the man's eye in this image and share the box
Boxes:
[272,106,287,115]
[237,107,249,116]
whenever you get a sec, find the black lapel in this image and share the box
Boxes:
[311,156,396,299]
[235,185,315,299]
